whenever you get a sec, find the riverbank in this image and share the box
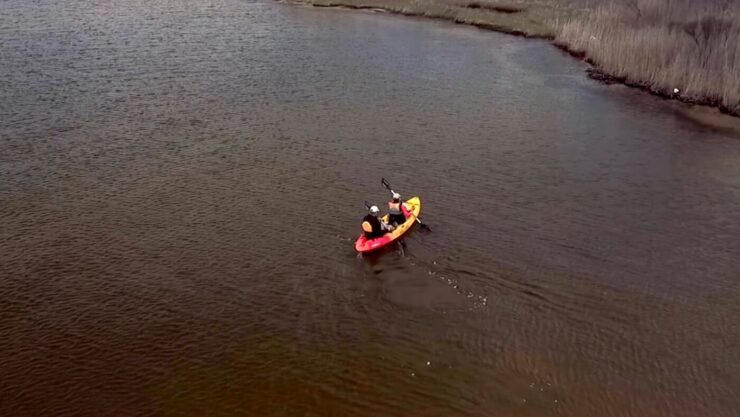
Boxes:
[290,0,740,117]
[301,0,575,39]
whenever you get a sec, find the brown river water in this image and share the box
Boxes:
[2,1,740,416]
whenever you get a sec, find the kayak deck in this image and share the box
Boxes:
[354,197,421,253]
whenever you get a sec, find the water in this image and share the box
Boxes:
[2,1,740,416]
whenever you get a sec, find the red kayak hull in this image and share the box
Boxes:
[354,197,421,253]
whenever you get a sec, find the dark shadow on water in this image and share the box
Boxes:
[358,240,406,267]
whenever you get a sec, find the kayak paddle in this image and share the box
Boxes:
[381,178,431,231]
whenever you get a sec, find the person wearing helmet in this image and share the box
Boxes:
[362,205,393,239]
[387,192,407,226]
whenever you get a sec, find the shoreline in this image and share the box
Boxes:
[286,0,739,119]
[309,1,552,39]
[552,44,740,118]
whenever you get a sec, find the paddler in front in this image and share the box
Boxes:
[362,205,394,239]
[387,192,407,226]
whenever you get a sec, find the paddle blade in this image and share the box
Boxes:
[381,178,392,191]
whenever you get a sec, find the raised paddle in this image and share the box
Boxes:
[381,178,431,231]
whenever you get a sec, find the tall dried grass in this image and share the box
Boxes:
[557,0,740,114]
[302,0,739,114]
[310,0,560,37]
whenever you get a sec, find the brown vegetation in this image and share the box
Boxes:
[306,0,562,38]
[295,0,740,115]
[465,2,523,14]
[557,0,740,115]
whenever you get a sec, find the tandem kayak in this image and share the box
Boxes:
[354,197,421,253]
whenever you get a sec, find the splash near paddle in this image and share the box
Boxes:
[355,197,421,253]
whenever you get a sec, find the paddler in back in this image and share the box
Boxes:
[387,192,407,226]
[362,205,393,238]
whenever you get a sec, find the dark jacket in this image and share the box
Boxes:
[362,214,385,239]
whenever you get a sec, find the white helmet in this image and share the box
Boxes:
[392,192,401,200]
[369,205,380,215]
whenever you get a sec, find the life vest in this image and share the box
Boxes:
[388,201,403,215]
[362,214,384,238]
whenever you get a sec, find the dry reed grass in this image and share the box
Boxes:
[557,0,740,114]
[309,0,562,37]
[298,0,740,114]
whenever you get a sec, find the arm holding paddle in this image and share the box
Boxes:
[363,201,395,233]
[381,178,431,231]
